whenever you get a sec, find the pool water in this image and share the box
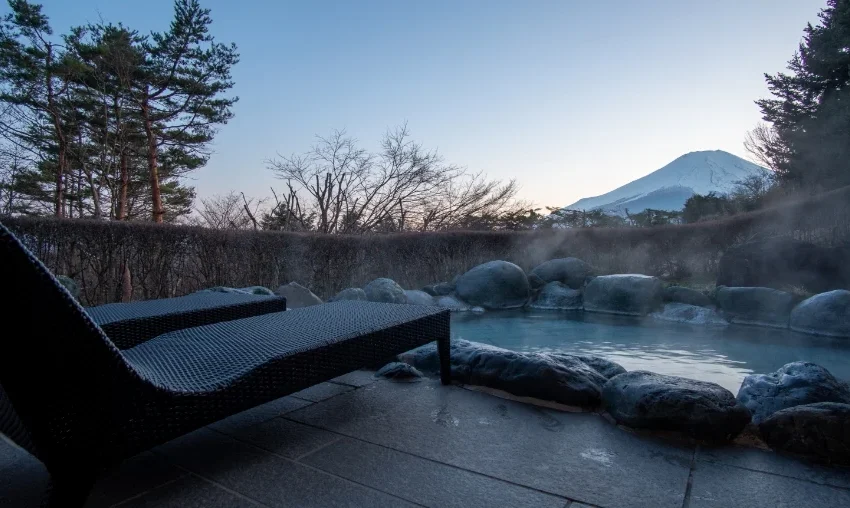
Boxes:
[450,310,850,393]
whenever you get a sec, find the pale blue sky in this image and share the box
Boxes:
[32,0,824,207]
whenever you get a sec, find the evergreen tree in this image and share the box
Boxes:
[66,23,146,219]
[0,0,80,216]
[134,0,238,222]
[754,0,850,190]
[0,1,229,222]
[682,192,734,223]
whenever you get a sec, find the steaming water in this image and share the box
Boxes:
[450,310,850,393]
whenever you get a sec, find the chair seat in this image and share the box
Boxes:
[123,301,444,392]
[86,292,280,326]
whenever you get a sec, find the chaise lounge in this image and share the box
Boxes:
[86,291,287,349]
[0,222,451,507]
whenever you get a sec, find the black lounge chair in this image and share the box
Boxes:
[87,291,287,349]
[0,222,451,507]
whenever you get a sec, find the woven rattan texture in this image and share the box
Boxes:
[1,220,450,475]
[88,293,286,349]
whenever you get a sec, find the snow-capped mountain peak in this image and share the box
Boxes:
[564,150,767,215]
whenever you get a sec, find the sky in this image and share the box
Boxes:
[32,0,826,208]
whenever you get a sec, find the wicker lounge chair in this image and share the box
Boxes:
[87,291,287,349]
[0,222,451,507]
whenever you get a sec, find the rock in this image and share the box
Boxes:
[403,290,436,306]
[240,286,275,296]
[714,286,795,328]
[328,287,367,302]
[527,273,546,291]
[736,362,850,425]
[529,282,583,310]
[583,274,663,316]
[759,402,850,465]
[602,371,751,441]
[200,286,250,294]
[399,339,620,406]
[718,238,850,294]
[548,353,626,379]
[530,257,594,289]
[650,303,729,327]
[275,282,323,308]
[55,275,80,299]
[663,286,713,308]
[422,282,455,297]
[790,290,850,338]
[364,278,407,304]
[455,261,530,310]
[375,362,424,381]
[434,295,471,311]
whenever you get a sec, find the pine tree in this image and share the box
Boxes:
[754,0,850,190]
[0,0,80,216]
[134,0,238,222]
[66,23,146,219]
[1,1,218,223]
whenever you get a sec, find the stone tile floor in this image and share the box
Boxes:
[2,370,849,508]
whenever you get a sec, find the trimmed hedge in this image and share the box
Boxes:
[3,186,848,305]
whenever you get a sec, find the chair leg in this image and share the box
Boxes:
[44,470,95,508]
[437,335,452,385]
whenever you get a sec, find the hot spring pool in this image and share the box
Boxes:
[450,310,850,393]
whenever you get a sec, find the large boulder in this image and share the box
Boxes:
[240,286,275,296]
[375,362,424,381]
[602,371,751,441]
[714,286,795,328]
[790,290,850,338]
[650,303,728,327]
[399,339,625,406]
[433,295,483,312]
[529,257,594,289]
[549,353,626,379]
[717,238,850,294]
[403,290,436,306]
[663,286,713,308]
[527,273,546,292]
[455,261,530,310]
[422,282,455,297]
[275,282,323,308]
[759,402,850,465]
[364,278,407,304]
[736,362,850,424]
[529,282,583,310]
[328,287,367,302]
[200,286,250,294]
[583,274,663,316]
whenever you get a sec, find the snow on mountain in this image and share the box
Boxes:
[565,150,768,215]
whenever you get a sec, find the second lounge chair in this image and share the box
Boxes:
[0,221,451,507]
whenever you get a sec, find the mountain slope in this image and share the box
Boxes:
[566,150,767,214]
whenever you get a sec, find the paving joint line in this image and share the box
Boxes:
[202,427,428,507]
[694,456,850,491]
[681,445,698,508]
[280,414,576,502]
[109,476,186,508]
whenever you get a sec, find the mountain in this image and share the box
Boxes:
[564,150,768,215]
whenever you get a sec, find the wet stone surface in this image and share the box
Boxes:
[399,339,624,406]
[3,377,850,507]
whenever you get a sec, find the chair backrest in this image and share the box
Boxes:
[0,221,135,468]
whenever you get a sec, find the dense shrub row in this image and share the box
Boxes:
[3,186,848,305]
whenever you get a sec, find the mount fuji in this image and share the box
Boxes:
[564,150,768,215]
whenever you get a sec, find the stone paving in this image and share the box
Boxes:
[1,370,849,508]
